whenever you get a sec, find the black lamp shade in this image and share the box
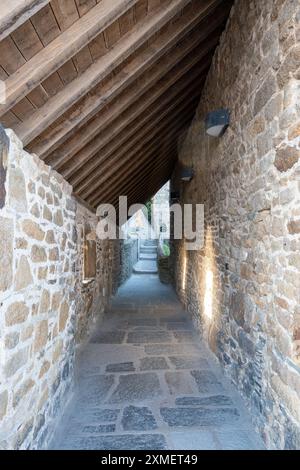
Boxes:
[181,168,194,182]
[205,108,230,137]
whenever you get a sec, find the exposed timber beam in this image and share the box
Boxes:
[109,144,177,209]
[88,110,194,207]
[0,0,50,42]
[27,0,224,156]
[71,78,203,194]
[77,95,198,201]
[56,38,214,176]
[15,0,197,145]
[50,32,216,173]
[0,0,139,115]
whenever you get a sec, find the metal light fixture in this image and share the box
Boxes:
[205,108,230,137]
[181,168,194,182]
[171,191,180,202]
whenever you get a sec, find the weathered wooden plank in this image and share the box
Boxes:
[92,93,200,204]
[88,107,195,207]
[93,135,180,208]
[0,0,50,42]
[34,0,222,159]
[92,143,176,207]
[81,97,197,202]
[102,141,178,207]
[0,0,139,116]
[69,69,204,189]
[14,0,196,145]
[58,41,213,177]
[74,92,199,197]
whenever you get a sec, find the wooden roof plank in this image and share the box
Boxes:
[95,143,176,208]
[13,0,195,145]
[0,0,50,42]
[84,103,196,204]
[16,0,218,147]
[39,1,224,162]
[75,94,198,199]
[0,0,140,116]
[92,113,192,206]
[54,36,215,174]
[104,142,178,207]
[70,75,203,190]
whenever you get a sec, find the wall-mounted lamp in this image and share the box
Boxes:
[205,108,230,137]
[181,168,194,182]
[171,191,180,202]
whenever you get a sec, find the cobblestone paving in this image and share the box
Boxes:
[50,275,264,450]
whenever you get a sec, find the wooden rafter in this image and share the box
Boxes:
[14,0,196,145]
[77,94,198,201]
[29,0,224,159]
[72,77,203,195]
[0,0,139,115]
[88,109,195,208]
[0,0,233,209]
[0,0,50,42]
[55,29,218,177]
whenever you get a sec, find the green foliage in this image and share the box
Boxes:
[162,244,170,257]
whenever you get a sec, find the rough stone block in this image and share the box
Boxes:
[59,301,69,332]
[169,356,209,370]
[175,395,234,407]
[274,145,300,172]
[5,301,29,326]
[8,167,27,213]
[121,405,157,431]
[22,220,45,241]
[78,375,115,406]
[90,331,126,344]
[82,424,116,434]
[31,245,47,263]
[165,371,195,395]
[34,320,48,352]
[108,373,162,404]
[160,407,239,427]
[5,347,28,378]
[14,256,33,290]
[140,357,169,370]
[58,434,167,450]
[106,362,135,373]
[191,370,224,394]
[0,391,8,420]
[127,330,172,344]
[0,217,13,292]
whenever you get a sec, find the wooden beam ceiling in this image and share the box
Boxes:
[0,0,50,42]
[0,0,233,211]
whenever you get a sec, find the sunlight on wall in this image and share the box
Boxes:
[204,269,214,320]
[182,251,187,291]
[198,226,217,330]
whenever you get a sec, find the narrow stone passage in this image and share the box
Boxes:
[50,274,264,450]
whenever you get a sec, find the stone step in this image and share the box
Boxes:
[133,259,158,274]
[140,247,157,254]
[143,240,158,246]
[140,253,157,260]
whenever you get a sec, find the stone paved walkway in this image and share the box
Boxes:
[50,274,264,450]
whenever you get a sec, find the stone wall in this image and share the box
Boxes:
[0,129,120,449]
[119,238,139,286]
[171,0,300,450]
[75,204,119,343]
